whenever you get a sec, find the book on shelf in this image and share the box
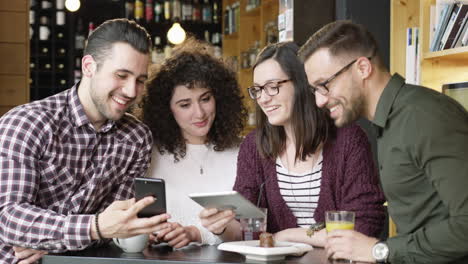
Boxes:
[441,3,468,50]
[438,3,462,50]
[457,20,468,46]
[405,27,420,85]
[430,2,455,51]
[450,6,468,48]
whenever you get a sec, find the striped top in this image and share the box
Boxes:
[276,152,323,227]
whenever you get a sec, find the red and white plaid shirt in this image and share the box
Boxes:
[0,86,153,263]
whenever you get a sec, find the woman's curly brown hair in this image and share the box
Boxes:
[140,39,247,162]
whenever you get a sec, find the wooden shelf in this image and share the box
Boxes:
[423,46,468,60]
[223,32,239,40]
[242,6,260,17]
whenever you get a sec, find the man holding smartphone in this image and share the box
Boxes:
[0,18,170,264]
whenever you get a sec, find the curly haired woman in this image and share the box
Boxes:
[140,39,247,248]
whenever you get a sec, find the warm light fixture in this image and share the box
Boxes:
[167,22,186,45]
[65,0,81,12]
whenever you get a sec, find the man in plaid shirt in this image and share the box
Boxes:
[0,19,170,263]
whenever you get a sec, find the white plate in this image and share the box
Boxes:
[218,240,313,261]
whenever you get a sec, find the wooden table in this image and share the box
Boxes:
[41,243,333,264]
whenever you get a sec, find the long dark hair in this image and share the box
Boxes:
[253,42,335,161]
[140,39,247,161]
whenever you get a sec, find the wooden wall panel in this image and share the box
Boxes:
[0,1,27,11]
[0,12,27,43]
[0,76,28,105]
[0,43,27,75]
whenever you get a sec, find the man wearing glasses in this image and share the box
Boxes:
[299,20,468,264]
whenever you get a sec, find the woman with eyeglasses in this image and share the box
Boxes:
[199,42,385,247]
[140,39,247,248]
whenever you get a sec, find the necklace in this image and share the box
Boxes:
[188,144,211,175]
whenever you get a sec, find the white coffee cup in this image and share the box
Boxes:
[113,234,149,253]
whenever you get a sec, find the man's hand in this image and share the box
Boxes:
[155,223,200,248]
[13,246,47,264]
[199,208,235,235]
[91,197,171,240]
[325,229,378,263]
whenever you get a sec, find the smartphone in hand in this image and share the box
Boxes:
[134,177,166,218]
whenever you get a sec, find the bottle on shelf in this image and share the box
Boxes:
[151,36,165,64]
[192,0,202,22]
[57,47,66,56]
[182,0,192,21]
[154,0,163,22]
[56,0,65,10]
[145,0,154,23]
[75,18,85,50]
[125,1,135,19]
[57,63,65,71]
[41,46,49,55]
[56,10,65,25]
[204,30,210,43]
[164,0,171,21]
[135,0,144,22]
[202,0,212,23]
[88,22,95,37]
[172,0,182,20]
[164,42,172,59]
[212,0,219,24]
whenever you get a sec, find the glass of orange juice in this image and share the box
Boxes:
[325,211,355,232]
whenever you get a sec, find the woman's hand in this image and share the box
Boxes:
[273,227,327,247]
[13,246,47,264]
[199,208,235,235]
[155,223,201,248]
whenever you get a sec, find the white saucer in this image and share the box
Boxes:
[218,240,313,261]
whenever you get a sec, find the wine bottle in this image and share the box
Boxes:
[154,0,163,22]
[202,0,212,23]
[145,0,154,23]
[75,18,85,50]
[135,0,144,22]
[125,1,135,19]
[212,0,219,24]
[164,0,171,21]
[172,0,182,20]
[182,0,192,21]
[192,0,201,22]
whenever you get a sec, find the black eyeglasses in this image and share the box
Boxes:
[247,79,290,99]
[310,56,372,95]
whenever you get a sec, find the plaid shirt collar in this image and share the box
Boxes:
[69,83,116,133]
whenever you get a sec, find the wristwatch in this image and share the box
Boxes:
[306,222,325,237]
[372,241,389,263]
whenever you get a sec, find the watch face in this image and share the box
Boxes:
[373,242,389,261]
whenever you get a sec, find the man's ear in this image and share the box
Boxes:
[356,56,373,80]
[82,55,97,77]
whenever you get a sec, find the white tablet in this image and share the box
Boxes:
[188,191,267,219]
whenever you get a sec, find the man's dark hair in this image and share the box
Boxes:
[253,42,335,161]
[84,18,152,69]
[140,39,247,162]
[299,20,386,70]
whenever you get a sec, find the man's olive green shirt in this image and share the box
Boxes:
[372,74,468,264]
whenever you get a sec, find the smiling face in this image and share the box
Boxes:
[253,59,295,128]
[170,85,216,144]
[303,48,365,127]
[81,42,149,129]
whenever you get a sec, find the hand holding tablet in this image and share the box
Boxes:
[189,191,266,219]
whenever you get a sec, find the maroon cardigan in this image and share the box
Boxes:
[234,124,386,237]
